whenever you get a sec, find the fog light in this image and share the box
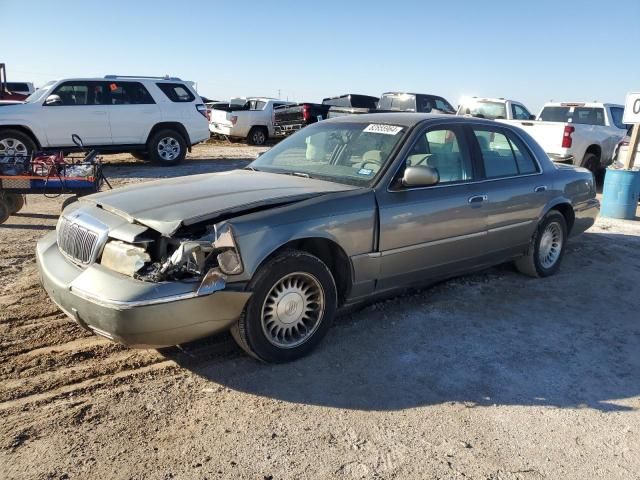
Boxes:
[217,249,242,275]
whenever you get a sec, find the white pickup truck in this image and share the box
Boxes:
[457,97,535,120]
[498,102,628,173]
[209,97,295,145]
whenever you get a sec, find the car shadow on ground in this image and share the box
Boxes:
[164,231,640,413]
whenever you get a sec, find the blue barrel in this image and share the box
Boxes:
[600,169,640,219]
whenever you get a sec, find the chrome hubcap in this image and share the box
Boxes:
[253,131,265,144]
[0,138,28,161]
[157,137,180,161]
[261,272,325,349]
[539,222,563,269]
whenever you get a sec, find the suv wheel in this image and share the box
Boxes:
[247,127,268,146]
[231,250,337,363]
[148,129,186,166]
[0,129,36,162]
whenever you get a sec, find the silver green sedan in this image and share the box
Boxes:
[36,114,599,362]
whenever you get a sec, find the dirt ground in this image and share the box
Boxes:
[1,143,639,480]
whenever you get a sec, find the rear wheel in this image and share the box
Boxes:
[148,129,187,166]
[0,198,10,224]
[5,194,25,214]
[515,210,567,278]
[0,129,36,162]
[231,250,337,363]
[247,127,268,146]
[581,152,600,176]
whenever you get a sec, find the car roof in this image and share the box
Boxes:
[324,112,499,128]
[381,92,446,98]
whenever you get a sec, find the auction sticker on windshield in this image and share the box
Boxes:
[363,124,403,135]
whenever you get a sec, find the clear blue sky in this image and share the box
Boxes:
[2,0,637,112]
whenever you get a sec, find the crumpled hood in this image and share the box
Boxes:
[83,169,356,235]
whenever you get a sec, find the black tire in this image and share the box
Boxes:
[130,151,149,161]
[148,129,187,166]
[581,152,600,176]
[0,129,37,160]
[515,210,568,278]
[0,198,10,224]
[6,194,25,214]
[231,250,337,363]
[61,195,79,212]
[247,127,268,146]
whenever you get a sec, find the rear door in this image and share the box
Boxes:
[468,124,548,254]
[376,123,490,289]
[103,81,159,145]
[41,80,112,146]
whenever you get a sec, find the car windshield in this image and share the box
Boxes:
[25,81,56,103]
[460,101,507,119]
[250,122,407,186]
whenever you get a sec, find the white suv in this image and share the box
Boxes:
[0,75,210,165]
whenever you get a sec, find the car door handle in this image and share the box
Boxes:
[534,185,547,193]
[468,194,488,204]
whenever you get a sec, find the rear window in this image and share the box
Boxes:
[248,100,266,110]
[6,82,30,92]
[378,94,416,111]
[539,106,605,126]
[156,83,195,102]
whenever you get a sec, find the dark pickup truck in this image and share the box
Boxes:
[377,92,455,114]
[273,94,379,137]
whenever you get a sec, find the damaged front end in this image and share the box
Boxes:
[99,222,243,288]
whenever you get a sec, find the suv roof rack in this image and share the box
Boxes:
[104,75,183,81]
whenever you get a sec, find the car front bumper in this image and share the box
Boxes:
[36,231,251,347]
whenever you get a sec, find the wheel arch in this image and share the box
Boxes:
[583,144,601,163]
[146,122,191,150]
[542,200,575,235]
[0,125,41,149]
[253,236,353,306]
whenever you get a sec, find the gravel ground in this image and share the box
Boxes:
[1,143,639,480]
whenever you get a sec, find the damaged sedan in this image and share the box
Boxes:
[37,113,599,362]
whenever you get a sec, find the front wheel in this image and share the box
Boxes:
[0,198,10,224]
[148,130,187,166]
[6,194,25,214]
[231,250,337,363]
[515,210,567,278]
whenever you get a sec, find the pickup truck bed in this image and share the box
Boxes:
[274,103,331,137]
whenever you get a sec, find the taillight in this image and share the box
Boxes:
[302,104,310,122]
[230,115,238,125]
[562,125,575,148]
[196,104,208,121]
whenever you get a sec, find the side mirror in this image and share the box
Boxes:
[402,166,439,187]
[44,94,62,106]
[529,114,536,120]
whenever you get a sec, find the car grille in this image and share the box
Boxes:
[57,214,107,265]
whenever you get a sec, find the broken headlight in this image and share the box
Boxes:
[212,223,243,275]
[101,240,151,276]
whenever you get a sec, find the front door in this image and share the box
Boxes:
[41,81,112,147]
[376,124,489,290]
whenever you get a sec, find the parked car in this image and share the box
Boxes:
[273,102,332,137]
[499,102,628,174]
[377,92,455,114]
[37,113,598,363]
[456,97,534,120]
[0,75,209,165]
[209,97,295,145]
[5,81,35,97]
[324,94,379,118]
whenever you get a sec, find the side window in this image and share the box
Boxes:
[512,104,532,120]
[474,128,538,178]
[50,81,105,106]
[105,81,155,105]
[610,107,626,129]
[405,127,473,184]
[156,83,195,102]
[573,107,605,126]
